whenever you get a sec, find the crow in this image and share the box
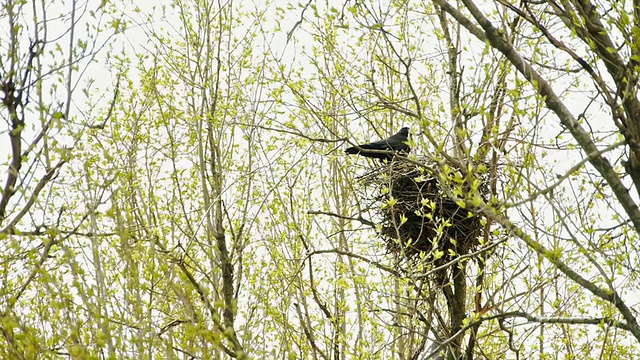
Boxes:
[345,127,410,161]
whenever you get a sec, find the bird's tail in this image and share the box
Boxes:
[345,146,359,154]
[346,144,382,154]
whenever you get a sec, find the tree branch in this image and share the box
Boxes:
[1,160,66,235]
[439,0,640,269]
[426,310,632,358]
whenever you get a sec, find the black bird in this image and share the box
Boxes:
[345,127,410,161]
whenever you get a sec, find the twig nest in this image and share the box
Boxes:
[368,159,483,260]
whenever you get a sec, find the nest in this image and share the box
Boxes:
[365,159,484,261]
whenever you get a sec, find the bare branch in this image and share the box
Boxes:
[308,210,375,227]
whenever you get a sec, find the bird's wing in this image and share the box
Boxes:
[384,132,409,151]
[356,139,394,150]
[344,127,410,159]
